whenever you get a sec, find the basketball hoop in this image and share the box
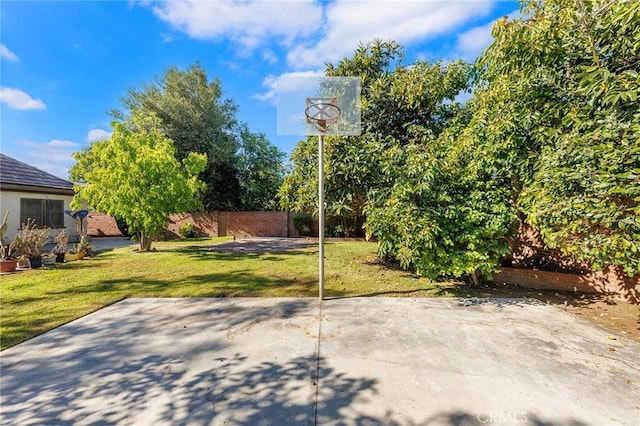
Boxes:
[304,97,341,301]
[305,97,341,133]
[276,77,361,301]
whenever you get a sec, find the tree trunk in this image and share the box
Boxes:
[139,232,154,252]
[471,269,481,286]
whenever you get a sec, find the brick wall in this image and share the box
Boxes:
[220,211,290,238]
[87,212,123,237]
[499,223,640,302]
[493,267,639,302]
[168,212,219,238]
[168,211,305,238]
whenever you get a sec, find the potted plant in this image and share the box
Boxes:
[66,236,91,262]
[0,211,19,273]
[42,253,56,266]
[77,236,92,256]
[12,218,50,268]
[53,230,69,263]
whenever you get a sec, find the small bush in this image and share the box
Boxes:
[53,230,69,254]
[13,219,50,258]
[293,214,312,236]
[179,222,197,239]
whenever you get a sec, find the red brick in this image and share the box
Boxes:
[167,211,313,238]
[493,267,639,303]
[87,212,123,237]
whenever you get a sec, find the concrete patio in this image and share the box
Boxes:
[1,298,638,425]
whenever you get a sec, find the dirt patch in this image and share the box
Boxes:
[361,254,639,341]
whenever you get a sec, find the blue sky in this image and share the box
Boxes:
[1,0,518,179]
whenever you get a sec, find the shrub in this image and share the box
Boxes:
[293,214,312,236]
[53,230,69,254]
[13,219,50,259]
[179,222,197,239]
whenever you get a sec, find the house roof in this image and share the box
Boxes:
[0,154,75,194]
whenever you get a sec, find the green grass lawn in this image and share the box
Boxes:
[0,238,466,350]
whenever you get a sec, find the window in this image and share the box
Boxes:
[20,198,65,228]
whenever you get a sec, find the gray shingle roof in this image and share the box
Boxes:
[0,154,74,191]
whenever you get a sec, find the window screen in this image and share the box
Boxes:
[20,199,65,228]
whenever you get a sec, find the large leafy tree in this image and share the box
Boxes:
[237,125,286,211]
[365,108,515,280]
[112,63,284,211]
[280,40,474,237]
[278,133,383,235]
[468,0,640,275]
[70,119,207,251]
[280,41,403,233]
[370,0,640,279]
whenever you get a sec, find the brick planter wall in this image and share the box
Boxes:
[501,224,640,302]
[493,266,639,303]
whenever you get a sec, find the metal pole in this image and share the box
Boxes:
[318,133,325,301]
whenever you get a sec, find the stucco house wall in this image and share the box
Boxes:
[0,190,79,242]
[0,154,80,242]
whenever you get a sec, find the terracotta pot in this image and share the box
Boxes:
[0,259,19,273]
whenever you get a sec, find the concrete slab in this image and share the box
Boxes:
[1,298,639,425]
[209,238,314,254]
[317,298,640,426]
[1,298,320,425]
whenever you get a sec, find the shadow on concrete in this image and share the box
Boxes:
[2,297,636,425]
[414,411,589,426]
[180,353,378,425]
[209,238,316,254]
[0,298,384,425]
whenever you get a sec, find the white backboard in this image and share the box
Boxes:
[277,76,361,136]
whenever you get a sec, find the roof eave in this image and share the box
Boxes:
[0,183,75,196]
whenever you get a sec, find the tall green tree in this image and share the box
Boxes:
[280,40,474,237]
[237,125,286,211]
[365,119,516,280]
[468,0,640,275]
[112,63,284,211]
[70,119,207,251]
[281,41,404,214]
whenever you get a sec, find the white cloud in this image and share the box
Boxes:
[262,50,278,64]
[16,139,81,179]
[160,32,175,43]
[0,44,19,62]
[146,1,501,69]
[253,70,323,104]
[0,87,46,110]
[287,0,495,69]
[253,75,279,102]
[18,140,78,162]
[33,163,72,179]
[48,139,78,148]
[455,21,495,60]
[454,8,520,61]
[149,0,322,49]
[87,128,111,142]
